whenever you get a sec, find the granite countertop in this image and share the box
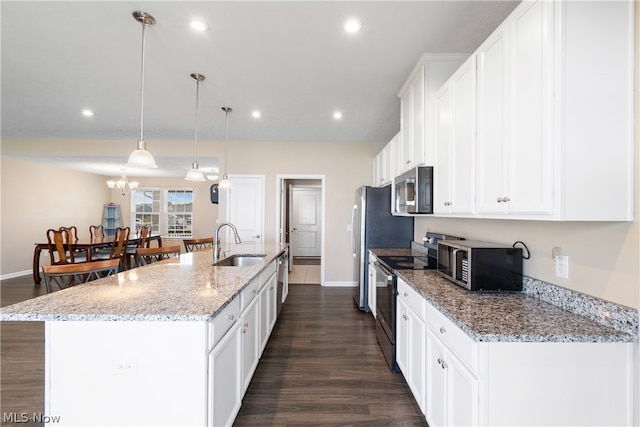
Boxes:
[0,243,288,322]
[397,269,634,343]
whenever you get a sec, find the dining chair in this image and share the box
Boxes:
[94,227,130,269]
[136,245,181,266]
[59,226,87,262]
[89,224,105,239]
[46,228,74,265]
[183,237,214,253]
[126,224,152,268]
[42,258,120,293]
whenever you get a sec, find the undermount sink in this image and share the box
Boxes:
[213,254,266,267]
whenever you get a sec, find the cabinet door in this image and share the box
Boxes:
[425,328,447,427]
[447,353,479,427]
[397,297,426,413]
[434,84,451,214]
[477,0,553,216]
[396,297,409,375]
[448,57,476,215]
[506,0,554,215]
[476,25,508,214]
[425,328,478,427]
[406,302,426,412]
[209,322,241,427]
[240,297,260,395]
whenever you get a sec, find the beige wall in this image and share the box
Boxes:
[0,157,112,276]
[0,139,379,285]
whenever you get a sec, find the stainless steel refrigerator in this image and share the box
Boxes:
[351,186,414,311]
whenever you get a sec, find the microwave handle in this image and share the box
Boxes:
[452,249,461,281]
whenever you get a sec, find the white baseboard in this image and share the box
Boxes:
[322,281,357,287]
[1,270,33,281]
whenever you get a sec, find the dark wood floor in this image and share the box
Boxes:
[235,286,426,426]
[0,276,425,427]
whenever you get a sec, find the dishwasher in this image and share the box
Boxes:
[276,249,289,315]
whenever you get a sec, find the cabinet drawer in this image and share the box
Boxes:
[259,260,277,288]
[209,297,240,349]
[241,278,260,311]
[426,301,478,374]
[397,278,426,320]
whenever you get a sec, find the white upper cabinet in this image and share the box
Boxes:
[396,55,467,175]
[435,56,477,215]
[474,0,634,220]
[373,133,397,187]
[476,0,554,217]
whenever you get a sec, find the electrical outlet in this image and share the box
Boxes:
[554,255,569,279]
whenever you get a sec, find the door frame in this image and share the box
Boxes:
[275,174,326,286]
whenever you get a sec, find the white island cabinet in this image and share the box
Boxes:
[0,244,288,427]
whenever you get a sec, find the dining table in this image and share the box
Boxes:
[33,234,163,284]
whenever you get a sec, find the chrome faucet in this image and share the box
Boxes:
[213,222,242,261]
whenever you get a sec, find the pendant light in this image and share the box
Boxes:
[218,107,233,189]
[127,11,158,169]
[185,73,206,181]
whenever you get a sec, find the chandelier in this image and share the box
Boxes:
[107,170,139,196]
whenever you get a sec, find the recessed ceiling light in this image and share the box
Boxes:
[252,111,261,118]
[82,109,94,117]
[190,20,208,32]
[333,111,343,120]
[344,19,361,33]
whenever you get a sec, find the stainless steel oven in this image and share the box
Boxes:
[374,261,398,372]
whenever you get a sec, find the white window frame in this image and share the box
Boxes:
[131,188,194,238]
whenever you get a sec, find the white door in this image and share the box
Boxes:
[223,175,264,245]
[289,186,321,257]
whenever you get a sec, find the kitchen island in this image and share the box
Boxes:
[0,243,288,427]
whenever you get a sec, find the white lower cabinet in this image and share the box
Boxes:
[209,321,241,427]
[396,278,426,413]
[240,289,261,395]
[425,327,478,427]
[367,254,376,316]
[416,299,635,427]
[259,269,277,355]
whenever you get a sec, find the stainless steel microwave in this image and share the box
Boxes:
[437,240,523,292]
[394,166,433,214]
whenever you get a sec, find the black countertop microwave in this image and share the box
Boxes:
[394,166,433,214]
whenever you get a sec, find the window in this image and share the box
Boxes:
[132,189,194,238]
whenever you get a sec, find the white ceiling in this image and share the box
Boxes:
[1,0,519,177]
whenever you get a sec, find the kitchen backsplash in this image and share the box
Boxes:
[410,241,639,339]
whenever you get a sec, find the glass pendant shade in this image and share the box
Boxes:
[127,139,157,168]
[185,162,206,182]
[218,174,232,189]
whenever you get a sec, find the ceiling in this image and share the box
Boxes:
[1,1,520,177]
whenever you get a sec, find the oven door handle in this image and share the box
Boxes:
[374,262,393,281]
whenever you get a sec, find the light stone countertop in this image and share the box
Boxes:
[0,243,288,322]
[397,269,634,343]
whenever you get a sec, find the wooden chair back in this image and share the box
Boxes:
[139,224,152,248]
[183,237,214,253]
[42,258,120,293]
[136,245,181,266]
[59,226,79,242]
[109,227,130,269]
[89,224,105,239]
[46,228,73,265]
